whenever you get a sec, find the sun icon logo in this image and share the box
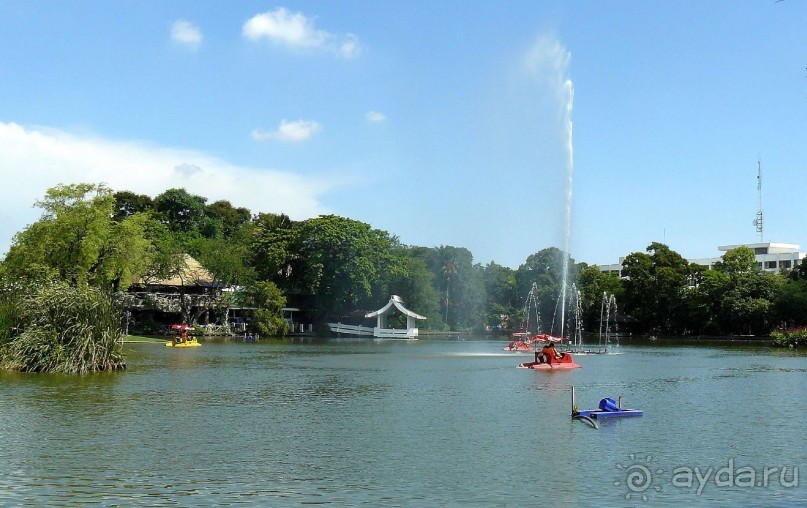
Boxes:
[615,453,664,502]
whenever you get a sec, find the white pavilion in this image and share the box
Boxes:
[328,295,426,339]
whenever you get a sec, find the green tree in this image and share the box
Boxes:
[112,191,154,222]
[250,212,298,284]
[206,200,251,239]
[576,264,623,332]
[154,188,210,237]
[719,271,782,335]
[293,215,396,322]
[482,262,517,332]
[442,256,457,324]
[621,243,692,334]
[514,247,578,335]
[682,269,729,335]
[429,246,484,331]
[715,246,758,275]
[773,278,807,328]
[190,236,255,287]
[380,248,442,330]
[244,281,288,337]
[3,183,154,291]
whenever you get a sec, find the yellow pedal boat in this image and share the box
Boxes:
[165,338,201,348]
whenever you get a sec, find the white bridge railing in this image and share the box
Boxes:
[327,323,419,339]
[327,323,375,336]
[374,327,419,339]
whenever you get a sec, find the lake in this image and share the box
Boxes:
[1,336,806,506]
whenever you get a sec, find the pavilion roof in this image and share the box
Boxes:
[365,295,426,320]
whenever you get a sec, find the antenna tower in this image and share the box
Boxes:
[753,158,763,242]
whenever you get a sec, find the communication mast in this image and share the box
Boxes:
[753,158,763,242]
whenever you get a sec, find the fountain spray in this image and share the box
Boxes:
[559,79,574,338]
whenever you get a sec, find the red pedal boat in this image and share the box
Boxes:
[518,351,581,370]
[505,333,563,352]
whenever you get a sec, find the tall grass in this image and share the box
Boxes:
[0,287,24,346]
[0,282,126,373]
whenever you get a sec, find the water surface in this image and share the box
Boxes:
[1,337,805,506]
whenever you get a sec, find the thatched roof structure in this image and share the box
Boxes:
[135,254,219,288]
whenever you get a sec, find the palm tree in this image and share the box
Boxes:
[443,259,457,326]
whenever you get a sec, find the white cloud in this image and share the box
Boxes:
[171,20,202,49]
[365,111,386,123]
[0,122,338,255]
[242,8,362,58]
[251,119,322,142]
[339,34,361,59]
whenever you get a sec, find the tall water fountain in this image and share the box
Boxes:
[522,36,576,343]
[558,67,575,338]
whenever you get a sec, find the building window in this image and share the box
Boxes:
[781,260,792,269]
[766,261,777,269]
[755,247,768,255]
[757,262,763,270]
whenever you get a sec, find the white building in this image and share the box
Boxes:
[599,242,807,276]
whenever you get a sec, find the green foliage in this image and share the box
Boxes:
[140,219,185,282]
[112,191,154,222]
[154,188,209,236]
[189,236,255,287]
[514,247,578,334]
[379,249,443,330]
[718,271,782,335]
[244,281,287,337]
[0,286,25,345]
[6,182,807,342]
[0,281,125,373]
[681,270,728,335]
[771,328,807,347]
[426,246,484,331]
[482,262,518,331]
[621,243,693,334]
[773,278,807,327]
[715,246,758,274]
[206,200,251,239]
[576,265,623,331]
[3,184,155,291]
[293,215,396,320]
[250,212,297,282]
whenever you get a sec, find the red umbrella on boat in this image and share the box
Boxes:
[171,324,193,331]
[531,334,564,343]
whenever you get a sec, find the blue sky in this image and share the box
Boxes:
[0,1,805,269]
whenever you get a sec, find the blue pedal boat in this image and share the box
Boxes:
[571,387,643,420]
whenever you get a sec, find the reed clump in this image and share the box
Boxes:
[0,282,126,373]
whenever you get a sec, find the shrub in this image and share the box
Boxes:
[0,282,126,373]
[771,328,807,348]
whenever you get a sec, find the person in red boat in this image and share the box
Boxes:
[543,341,566,363]
[534,342,562,364]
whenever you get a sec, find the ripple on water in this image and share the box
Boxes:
[2,340,807,506]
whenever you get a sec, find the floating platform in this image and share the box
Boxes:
[571,387,642,422]
[574,408,643,419]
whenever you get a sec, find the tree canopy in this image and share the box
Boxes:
[4,182,807,342]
